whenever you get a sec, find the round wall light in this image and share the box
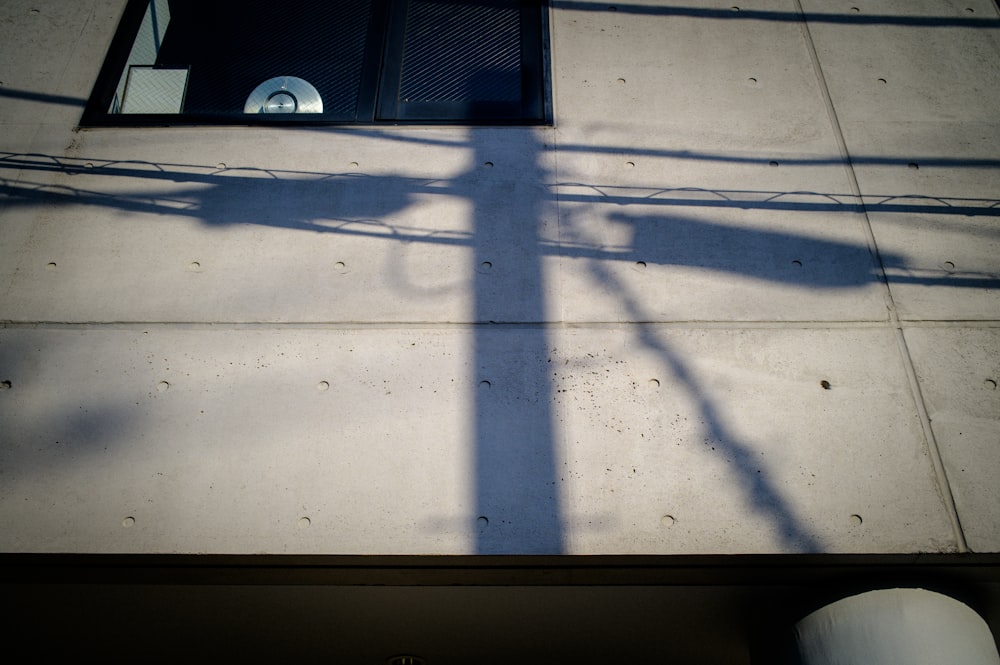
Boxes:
[245,76,323,114]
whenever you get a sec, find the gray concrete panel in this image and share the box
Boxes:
[0,327,476,553]
[870,211,1000,321]
[549,325,955,554]
[904,327,1000,552]
[0,1,121,128]
[2,128,563,323]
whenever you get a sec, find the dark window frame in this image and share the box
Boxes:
[81,0,550,127]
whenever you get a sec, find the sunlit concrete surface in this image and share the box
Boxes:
[1,0,998,555]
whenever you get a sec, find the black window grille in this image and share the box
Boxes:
[82,0,548,126]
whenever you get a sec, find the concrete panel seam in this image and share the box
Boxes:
[1,319,980,331]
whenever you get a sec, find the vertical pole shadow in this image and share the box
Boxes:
[471,128,563,554]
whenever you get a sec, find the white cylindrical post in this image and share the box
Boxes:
[796,588,1000,665]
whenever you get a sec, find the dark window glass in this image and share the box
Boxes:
[82,0,547,125]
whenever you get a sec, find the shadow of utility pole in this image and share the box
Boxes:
[470,128,564,553]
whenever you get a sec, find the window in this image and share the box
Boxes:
[82,0,548,126]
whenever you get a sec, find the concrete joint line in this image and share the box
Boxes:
[3,320,999,332]
[0,320,947,331]
[792,0,969,552]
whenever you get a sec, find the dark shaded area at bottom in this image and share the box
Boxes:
[4,553,999,664]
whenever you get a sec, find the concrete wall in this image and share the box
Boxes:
[1,0,998,555]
